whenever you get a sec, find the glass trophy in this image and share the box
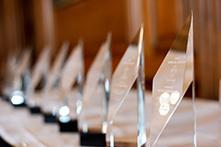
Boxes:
[29,43,69,114]
[40,41,83,124]
[56,41,84,131]
[26,46,51,111]
[45,42,69,92]
[2,55,17,100]
[106,26,146,147]
[9,49,31,107]
[147,14,197,146]
[79,33,112,146]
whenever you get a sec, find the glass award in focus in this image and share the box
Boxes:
[147,14,197,147]
[40,42,83,124]
[106,26,146,147]
[9,49,32,107]
[79,34,112,146]
[29,43,69,114]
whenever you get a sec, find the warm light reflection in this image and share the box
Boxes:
[76,99,82,115]
[102,121,108,133]
[59,116,71,123]
[11,90,25,105]
[58,105,71,123]
[82,122,88,133]
[159,103,170,116]
[159,92,170,104]
[109,132,114,147]
[158,91,180,116]
[105,79,110,92]
[59,105,70,116]
[170,91,180,105]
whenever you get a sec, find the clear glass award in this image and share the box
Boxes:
[148,14,196,146]
[9,49,31,106]
[16,49,31,86]
[29,43,69,114]
[30,47,50,93]
[27,46,51,109]
[79,34,112,146]
[106,27,146,146]
[56,41,84,131]
[45,42,69,92]
[2,55,17,99]
[40,41,84,124]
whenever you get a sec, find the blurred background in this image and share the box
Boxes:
[0,0,220,100]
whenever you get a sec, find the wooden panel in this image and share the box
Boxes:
[54,0,128,71]
[54,0,127,46]
[181,0,221,99]
[216,1,221,79]
[125,0,143,42]
[0,0,26,91]
[156,0,177,38]
[151,0,221,99]
[2,0,24,53]
[33,0,55,53]
[0,0,6,90]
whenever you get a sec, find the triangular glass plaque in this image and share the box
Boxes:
[45,42,69,92]
[148,14,196,146]
[8,50,31,92]
[16,49,32,85]
[2,55,17,97]
[40,42,83,116]
[78,34,112,146]
[9,49,32,106]
[60,41,84,96]
[27,43,69,108]
[57,41,84,121]
[26,46,51,107]
[106,26,146,147]
[54,41,84,131]
[30,47,51,93]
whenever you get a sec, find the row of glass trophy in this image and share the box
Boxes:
[1,14,197,146]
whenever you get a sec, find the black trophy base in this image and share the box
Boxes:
[80,132,106,147]
[43,113,57,123]
[0,136,13,147]
[58,119,78,132]
[29,106,42,114]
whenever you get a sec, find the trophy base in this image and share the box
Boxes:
[0,136,13,147]
[80,131,106,146]
[29,106,42,114]
[58,119,78,132]
[43,113,57,123]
